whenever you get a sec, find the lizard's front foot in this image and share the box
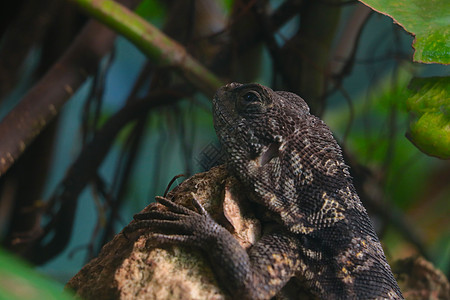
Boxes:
[123,196,224,247]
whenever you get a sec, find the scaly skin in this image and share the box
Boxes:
[127,83,404,299]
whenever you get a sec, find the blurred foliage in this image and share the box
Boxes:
[135,0,166,23]
[406,76,450,159]
[0,248,74,300]
[360,0,450,64]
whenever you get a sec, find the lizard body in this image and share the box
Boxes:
[129,83,403,299]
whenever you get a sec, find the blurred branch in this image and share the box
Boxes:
[0,0,142,177]
[29,88,187,264]
[280,0,341,115]
[100,62,154,248]
[0,0,59,100]
[327,3,372,80]
[70,0,223,96]
[252,1,297,89]
[21,0,226,263]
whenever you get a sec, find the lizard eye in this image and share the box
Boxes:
[242,92,260,104]
[237,91,265,114]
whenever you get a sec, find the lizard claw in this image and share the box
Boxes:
[190,193,209,216]
[124,195,221,248]
[154,196,197,215]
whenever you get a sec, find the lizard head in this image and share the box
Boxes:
[213,82,310,164]
[213,83,353,233]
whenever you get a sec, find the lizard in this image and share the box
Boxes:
[127,83,404,299]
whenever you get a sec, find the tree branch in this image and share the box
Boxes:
[69,0,223,96]
[28,89,187,264]
[0,0,142,177]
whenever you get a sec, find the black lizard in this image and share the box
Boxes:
[128,83,404,299]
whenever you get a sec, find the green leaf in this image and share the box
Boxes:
[359,0,450,64]
[406,76,450,159]
[0,248,75,300]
